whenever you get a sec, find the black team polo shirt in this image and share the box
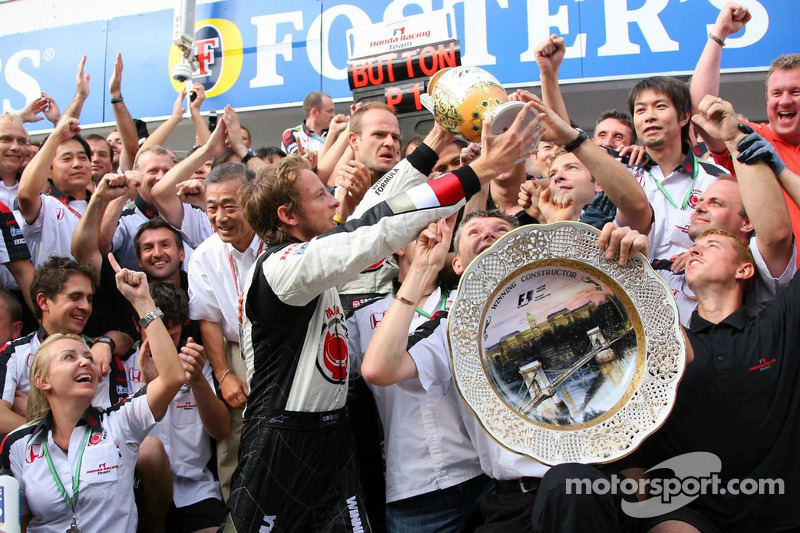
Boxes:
[629,271,800,532]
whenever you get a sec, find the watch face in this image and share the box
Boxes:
[448,221,685,465]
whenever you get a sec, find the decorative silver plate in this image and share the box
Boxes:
[447,221,685,465]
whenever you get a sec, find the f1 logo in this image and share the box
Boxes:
[517,290,534,308]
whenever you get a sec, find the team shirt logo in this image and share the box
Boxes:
[688,189,702,209]
[26,443,44,464]
[317,307,349,383]
[128,367,142,384]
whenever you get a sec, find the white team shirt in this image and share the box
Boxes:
[188,233,262,343]
[4,390,156,533]
[127,349,222,508]
[621,153,725,261]
[347,288,484,503]
[0,180,18,212]
[403,316,550,481]
[22,194,87,267]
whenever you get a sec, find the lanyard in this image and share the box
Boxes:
[391,289,447,318]
[647,154,699,211]
[228,240,265,298]
[55,197,84,220]
[42,425,92,522]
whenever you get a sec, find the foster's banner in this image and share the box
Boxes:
[0,0,793,130]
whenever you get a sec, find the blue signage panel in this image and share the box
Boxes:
[0,0,794,131]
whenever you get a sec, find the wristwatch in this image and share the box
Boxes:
[138,307,164,329]
[241,150,256,165]
[564,128,588,152]
[93,335,116,353]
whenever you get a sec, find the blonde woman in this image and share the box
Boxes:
[0,255,185,532]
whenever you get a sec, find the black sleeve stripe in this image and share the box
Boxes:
[0,334,34,396]
[698,160,730,177]
[407,311,449,351]
[105,383,148,414]
[407,143,439,177]
[0,200,30,261]
[453,165,481,199]
[0,424,36,469]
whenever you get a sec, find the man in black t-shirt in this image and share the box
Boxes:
[630,228,800,532]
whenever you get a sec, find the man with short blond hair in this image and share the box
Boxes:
[0,114,27,208]
[626,227,800,531]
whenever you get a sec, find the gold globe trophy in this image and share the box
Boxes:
[423,66,509,142]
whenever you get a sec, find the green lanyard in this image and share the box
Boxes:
[42,425,92,518]
[391,289,448,319]
[647,154,699,211]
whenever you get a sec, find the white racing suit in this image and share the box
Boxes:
[224,164,481,533]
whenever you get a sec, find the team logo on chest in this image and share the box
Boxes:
[317,306,349,384]
[26,443,44,464]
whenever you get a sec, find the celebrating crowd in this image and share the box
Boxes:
[0,2,798,532]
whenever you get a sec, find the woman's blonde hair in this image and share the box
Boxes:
[27,334,87,423]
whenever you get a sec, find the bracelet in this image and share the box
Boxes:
[137,307,164,329]
[708,32,725,47]
[395,294,416,307]
[110,96,124,104]
[219,369,231,384]
[332,214,346,225]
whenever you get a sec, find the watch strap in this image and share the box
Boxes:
[93,335,116,353]
[564,128,588,152]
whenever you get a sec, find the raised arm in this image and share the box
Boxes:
[150,115,227,228]
[693,96,793,275]
[140,89,187,152]
[17,116,80,224]
[108,54,140,172]
[224,105,266,172]
[690,2,752,154]
[524,93,652,233]
[109,254,184,420]
[189,83,211,146]
[72,173,140,283]
[318,114,351,184]
[534,34,570,124]
[361,218,453,386]
[62,56,90,121]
